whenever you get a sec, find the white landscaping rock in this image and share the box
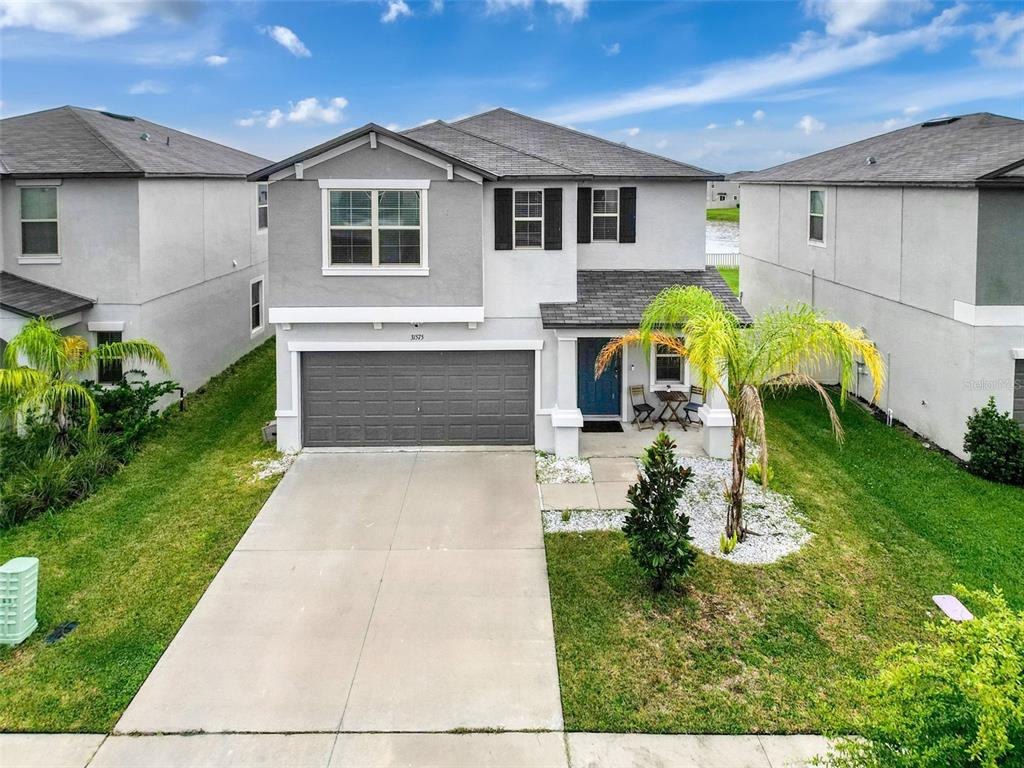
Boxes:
[250,452,298,481]
[535,452,593,484]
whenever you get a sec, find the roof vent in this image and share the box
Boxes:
[140,132,151,142]
[99,111,135,122]
[866,156,877,165]
[921,116,960,128]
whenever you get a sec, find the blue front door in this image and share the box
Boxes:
[577,337,621,416]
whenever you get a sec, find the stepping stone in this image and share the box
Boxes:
[539,483,598,511]
[589,457,640,483]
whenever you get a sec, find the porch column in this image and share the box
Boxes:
[551,336,583,457]
[698,372,733,460]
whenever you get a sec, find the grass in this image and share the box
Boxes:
[0,340,284,732]
[545,389,1024,734]
[707,207,739,222]
[717,266,739,295]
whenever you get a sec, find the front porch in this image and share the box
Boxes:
[580,420,703,459]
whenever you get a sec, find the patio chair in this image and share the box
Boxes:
[629,385,656,430]
[683,385,704,424]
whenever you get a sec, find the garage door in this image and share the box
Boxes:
[301,350,535,447]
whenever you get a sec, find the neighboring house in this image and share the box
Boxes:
[706,172,752,209]
[0,106,272,392]
[250,108,748,458]
[740,113,1024,457]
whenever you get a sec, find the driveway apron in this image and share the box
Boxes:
[115,451,562,734]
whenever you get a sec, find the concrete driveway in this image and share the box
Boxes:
[116,451,562,734]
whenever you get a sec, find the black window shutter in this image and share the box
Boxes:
[494,188,513,250]
[619,186,637,243]
[577,187,592,244]
[543,188,562,250]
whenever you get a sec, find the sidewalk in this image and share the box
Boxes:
[2,732,830,767]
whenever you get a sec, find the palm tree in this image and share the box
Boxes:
[0,317,169,438]
[598,286,885,541]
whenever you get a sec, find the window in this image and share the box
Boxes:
[96,331,123,384]
[326,188,422,267]
[808,189,825,244]
[653,343,687,385]
[592,189,619,242]
[250,277,264,333]
[257,183,268,230]
[513,190,543,248]
[718,193,727,202]
[21,186,58,256]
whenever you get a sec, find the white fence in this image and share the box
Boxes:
[706,252,740,267]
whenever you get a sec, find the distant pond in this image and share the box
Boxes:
[706,220,739,254]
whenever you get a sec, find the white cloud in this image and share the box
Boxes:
[903,105,921,115]
[881,116,910,130]
[547,5,968,123]
[236,116,257,127]
[796,114,825,134]
[753,109,766,121]
[265,109,284,129]
[485,0,532,13]
[204,54,228,66]
[655,139,668,149]
[287,96,348,125]
[484,0,587,21]
[803,0,932,37]
[381,0,412,23]
[385,122,401,131]
[128,79,168,95]
[604,42,621,56]
[705,122,717,130]
[0,0,196,39]
[431,0,444,11]
[262,25,310,57]
[734,119,745,127]
[973,10,1024,67]
[625,127,640,136]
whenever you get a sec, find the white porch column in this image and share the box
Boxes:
[550,336,583,457]
[698,373,734,459]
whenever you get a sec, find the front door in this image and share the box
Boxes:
[577,337,621,417]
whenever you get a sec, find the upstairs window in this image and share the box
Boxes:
[809,189,825,244]
[21,186,59,256]
[250,277,264,333]
[513,190,543,248]
[326,188,423,268]
[96,331,123,384]
[257,183,268,230]
[592,189,619,242]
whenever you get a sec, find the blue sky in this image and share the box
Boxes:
[1,0,1022,171]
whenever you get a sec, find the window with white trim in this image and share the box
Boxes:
[250,277,264,333]
[513,190,543,248]
[808,189,825,244]
[592,188,619,242]
[327,189,422,266]
[257,183,268,230]
[21,186,59,256]
[96,331,123,384]
[652,343,688,386]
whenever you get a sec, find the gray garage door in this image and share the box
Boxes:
[301,350,534,447]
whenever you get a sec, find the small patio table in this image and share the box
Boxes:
[655,390,689,430]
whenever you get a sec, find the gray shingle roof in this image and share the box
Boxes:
[406,108,719,179]
[1,271,94,319]
[540,269,752,329]
[743,113,1024,186]
[0,106,269,178]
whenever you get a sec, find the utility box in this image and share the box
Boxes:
[1,557,39,646]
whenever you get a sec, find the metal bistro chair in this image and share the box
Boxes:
[683,385,705,424]
[629,385,656,430]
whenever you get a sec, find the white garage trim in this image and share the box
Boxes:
[286,339,543,352]
[270,306,485,324]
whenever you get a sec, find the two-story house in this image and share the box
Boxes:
[0,106,272,391]
[250,108,748,458]
[740,113,1024,457]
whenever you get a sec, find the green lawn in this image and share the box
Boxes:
[546,389,1024,734]
[0,340,283,732]
[707,207,739,222]
[717,266,739,295]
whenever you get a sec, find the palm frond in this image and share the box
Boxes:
[0,367,48,399]
[596,331,689,379]
[764,371,844,442]
[3,317,66,375]
[17,378,98,432]
[86,339,170,374]
[62,335,91,368]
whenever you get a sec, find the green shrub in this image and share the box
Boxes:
[84,372,179,460]
[623,431,696,590]
[819,586,1024,768]
[964,398,1024,486]
[748,461,774,487]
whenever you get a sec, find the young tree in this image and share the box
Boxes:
[0,317,168,439]
[624,431,696,590]
[599,287,884,541]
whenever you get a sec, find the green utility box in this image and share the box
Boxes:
[1,557,39,646]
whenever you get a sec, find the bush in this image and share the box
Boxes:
[747,461,774,487]
[819,586,1024,768]
[623,431,696,590]
[964,398,1024,486]
[85,372,179,460]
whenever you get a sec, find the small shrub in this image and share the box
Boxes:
[85,372,179,460]
[623,431,696,590]
[963,398,1024,486]
[561,509,572,523]
[748,461,774,487]
[818,586,1024,768]
[720,531,738,554]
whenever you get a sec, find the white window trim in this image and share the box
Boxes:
[649,343,690,392]
[320,186,429,276]
[513,189,544,250]
[250,275,265,336]
[591,188,619,243]
[19,184,60,263]
[94,329,123,385]
[256,183,268,234]
[808,187,826,248]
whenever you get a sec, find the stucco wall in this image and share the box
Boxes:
[976,188,1024,306]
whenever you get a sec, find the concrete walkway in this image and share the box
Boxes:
[2,732,830,767]
[116,451,562,734]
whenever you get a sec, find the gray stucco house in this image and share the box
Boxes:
[706,172,751,209]
[740,112,1024,457]
[250,108,747,457]
[0,106,272,392]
